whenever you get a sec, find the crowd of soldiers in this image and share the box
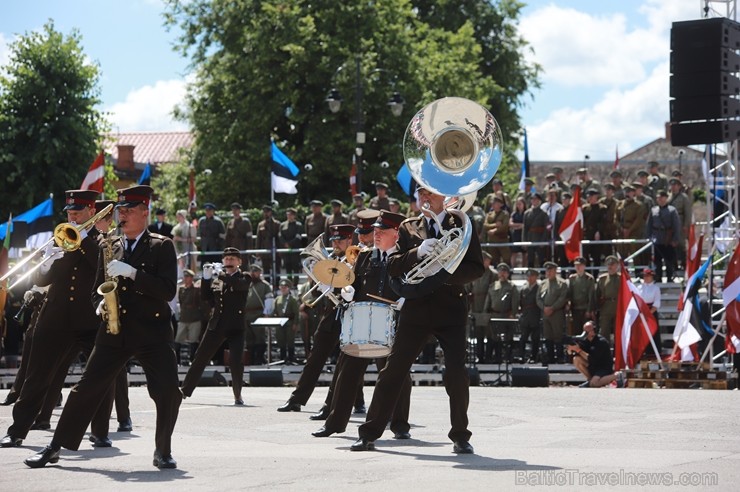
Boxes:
[471,161,693,282]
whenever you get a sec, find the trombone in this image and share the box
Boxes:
[0,203,114,291]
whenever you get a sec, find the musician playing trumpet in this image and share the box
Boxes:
[181,247,253,405]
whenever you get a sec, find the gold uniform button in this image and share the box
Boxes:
[122,309,127,314]
[70,286,75,291]
[73,267,78,271]
[71,276,76,280]
[155,313,160,317]
[122,286,127,291]
[69,297,74,301]
[238,310,243,314]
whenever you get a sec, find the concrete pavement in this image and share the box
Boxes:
[0,385,738,491]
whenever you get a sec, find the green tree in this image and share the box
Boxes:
[0,21,108,216]
[164,0,538,208]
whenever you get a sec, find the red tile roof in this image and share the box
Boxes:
[104,132,194,169]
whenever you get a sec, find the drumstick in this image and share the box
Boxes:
[366,293,398,306]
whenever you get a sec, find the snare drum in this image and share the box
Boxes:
[340,301,396,358]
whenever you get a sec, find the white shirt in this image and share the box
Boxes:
[638,281,661,308]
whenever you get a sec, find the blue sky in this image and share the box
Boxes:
[1,1,708,160]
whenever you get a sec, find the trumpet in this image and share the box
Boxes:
[1,204,115,291]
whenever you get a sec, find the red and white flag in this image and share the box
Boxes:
[80,151,105,193]
[615,261,659,370]
[614,145,619,170]
[349,159,358,196]
[188,167,197,212]
[724,244,740,353]
[558,184,582,262]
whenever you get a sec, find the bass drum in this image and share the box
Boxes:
[340,302,396,358]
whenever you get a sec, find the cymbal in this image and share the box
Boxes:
[312,259,355,288]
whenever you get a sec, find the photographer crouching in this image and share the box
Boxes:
[565,321,623,388]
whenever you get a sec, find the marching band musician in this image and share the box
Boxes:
[1,190,115,450]
[23,185,182,469]
[277,224,357,414]
[351,185,484,454]
[312,210,412,439]
[181,247,253,405]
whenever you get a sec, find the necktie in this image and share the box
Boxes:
[428,221,437,238]
[382,252,388,263]
[125,238,135,259]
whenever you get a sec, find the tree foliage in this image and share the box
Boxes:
[0,21,108,216]
[164,0,539,208]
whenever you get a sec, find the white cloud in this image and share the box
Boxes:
[106,79,190,132]
[519,1,702,160]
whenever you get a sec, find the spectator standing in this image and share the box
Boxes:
[647,190,681,282]
[224,202,253,264]
[244,265,274,365]
[523,193,548,268]
[518,269,542,363]
[467,252,496,363]
[576,167,603,195]
[173,209,197,274]
[609,170,626,200]
[582,189,606,267]
[668,178,692,271]
[149,209,174,238]
[256,205,281,280]
[596,256,621,340]
[567,257,596,337]
[369,182,391,210]
[536,262,568,365]
[600,184,619,259]
[175,269,203,365]
[198,203,225,266]
[616,184,646,260]
[273,279,299,364]
[484,196,511,266]
[347,193,366,228]
[279,208,303,287]
[509,197,527,267]
[305,200,327,244]
[324,199,349,247]
[647,161,669,199]
[484,263,519,363]
[540,188,563,262]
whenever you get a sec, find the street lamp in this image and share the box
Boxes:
[325,56,404,193]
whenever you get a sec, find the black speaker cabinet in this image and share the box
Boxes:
[511,367,549,387]
[249,368,284,387]
[198,370,227,387]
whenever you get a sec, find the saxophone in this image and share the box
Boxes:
[97,234,121,335]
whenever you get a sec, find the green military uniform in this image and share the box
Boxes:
[599,195,619,258]
[279,218,303,286]
[484,277,520,362]
[483,190,512,213]
[518,279,542,362]
[616,196,645,259]
[567,271,595,336]
[596,270,620,339]
[536,271,568,363]
[648,172,668,197]
[483,208,511,265]
[273,290,300,363]
[582,200,606,266]
[467,267,496,344]
[305,212,327,244]
[244,278,273,364]
[581,179,603,195]
[467,205,487,244]
[523,205,549,267]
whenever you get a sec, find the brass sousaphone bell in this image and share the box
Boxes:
[399,97,503,289]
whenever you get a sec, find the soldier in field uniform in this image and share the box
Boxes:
[596,256,621,340]
[567,257,596,337]
[536,262,568,365]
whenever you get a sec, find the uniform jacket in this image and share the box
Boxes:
[35,227,102,333]
[568,272,596,311]
[352,248,400,303]
[519,281,542,324]
[93,230,177,347]
[523,206,549,242]
[388,213,484,327]
[225,216,253,251]
[484,279,520,316]
[646,205,681,245]
[202,269,252,332]
[536,277,568,318]
[148,221,174,239]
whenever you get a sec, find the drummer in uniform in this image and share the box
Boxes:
[312,211,412,439]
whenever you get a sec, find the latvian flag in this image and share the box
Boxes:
[270,141,299,194]
[615,260,659,370]
[80,151,105,193]
[724,244,740,353]
[558,184,583,262]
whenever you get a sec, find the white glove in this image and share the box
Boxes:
[39,246,64,274]
[341,285,355,302]
[107,259,136,279]
[393,297,406,311]
[417,238,438,259]
[95,299,106,316]
[202,264,214,280]
[263,294,274,315]
[23,290,35,303]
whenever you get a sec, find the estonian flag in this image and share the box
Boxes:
[0,198,55,252]
[138,162,152,185]
[396,163,416,197]
[271,141,299,194]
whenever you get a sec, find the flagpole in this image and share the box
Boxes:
[638,310,664,369]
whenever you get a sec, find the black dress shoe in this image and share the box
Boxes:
[277,400,301,412]
[309,405,329,421]
[350,438,375,451]
[393,431,411,440]
[1,394,17,406]
[89,435,112,448]
[452,440,474,454]
[24,445,60,468]
[117,418,133,432]
[30,421,51,431]
[234,399,245,406]
[0,434,22,447]
[353,404,366,415]
[311,426,345,438]
[153,450,177,469]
